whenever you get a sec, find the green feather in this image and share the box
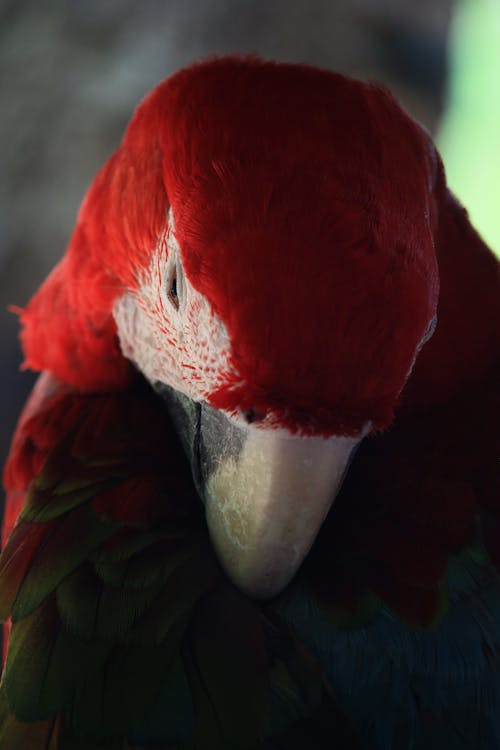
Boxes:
[96,639,182,737]
[55,563,105,640]
[265,616,323,731]
[56,561,165,642]
[129,540,218,646]
[183,584,270,749]
[11,505,116,621]
[93,535,196,590]
[0,519,54,621]
[3,597,63,719]
[21,479,119,523]
[128,653,194,746]
[90,527,169,564]
[59,735,123,750]
[0,691,60,750]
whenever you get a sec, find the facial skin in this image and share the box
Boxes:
[115,212,368,599]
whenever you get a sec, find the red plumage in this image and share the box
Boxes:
[7,52,500,619]
[2,57,500,748]
[16,56,460,435]
[18,58,499,439]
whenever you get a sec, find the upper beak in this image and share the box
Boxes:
[204,421,360,599]
[156,385,361,599]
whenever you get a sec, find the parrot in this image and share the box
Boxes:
[1,55,500,750]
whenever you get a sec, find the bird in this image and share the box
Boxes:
[1,55,499,750]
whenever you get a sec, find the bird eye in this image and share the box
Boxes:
[243,408,266,424]
[168,271,179,310]
[165,254,186,312]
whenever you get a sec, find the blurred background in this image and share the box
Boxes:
[1,0,499,515]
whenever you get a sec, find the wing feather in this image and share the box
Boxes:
[1,377,363,749]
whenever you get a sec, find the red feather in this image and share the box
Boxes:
[13,57,442,435]
[2,58,500,745]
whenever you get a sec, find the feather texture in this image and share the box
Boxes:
[1,363,500,747]
[2,56,500,749]
[1,381,364,749]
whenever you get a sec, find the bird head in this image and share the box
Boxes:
[18,57,439,598]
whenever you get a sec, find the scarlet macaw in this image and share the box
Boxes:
[1,56,499,749]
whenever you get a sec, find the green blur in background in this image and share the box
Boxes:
[438,0,500,257]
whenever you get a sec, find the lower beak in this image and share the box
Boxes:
[204,419,360,599]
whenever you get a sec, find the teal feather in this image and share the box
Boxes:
[272,543,500,749]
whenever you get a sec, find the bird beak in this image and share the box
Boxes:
[156,385,361,599]
[204,418,361,599]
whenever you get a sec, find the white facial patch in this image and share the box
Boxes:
[113,210,236,402]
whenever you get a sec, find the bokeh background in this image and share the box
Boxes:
[1,0,499,516]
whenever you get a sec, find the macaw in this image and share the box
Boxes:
[1,56,499,750]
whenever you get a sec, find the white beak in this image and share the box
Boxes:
[205,426,360,599]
